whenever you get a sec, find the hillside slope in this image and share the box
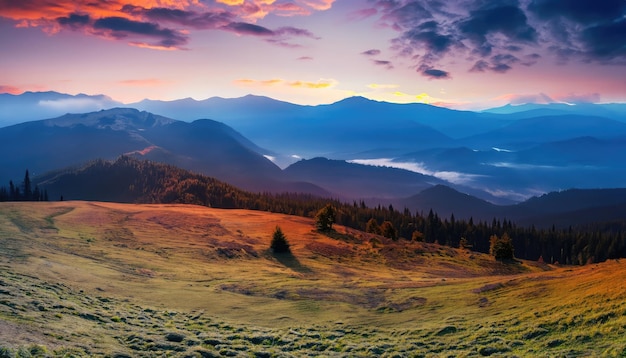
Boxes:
[1,202,625,356]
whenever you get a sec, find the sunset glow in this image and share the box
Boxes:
[1,0,624,108]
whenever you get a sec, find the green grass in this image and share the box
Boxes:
[0,201,625,356]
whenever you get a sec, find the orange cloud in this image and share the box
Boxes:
[234,78,262,85]
[302,0,336,11]
[288,80,334,89]
[367,83,398,89]
[216,0,246,5]
[0,0,330,49]
[234,78,336,89]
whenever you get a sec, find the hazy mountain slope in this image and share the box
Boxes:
[284,157,440,199]
[401,185,499,220]
[401,186,626,227]
[0,108,328,194]
[132,95,503,158]
[483,102,626,122]
[0,91,122,126]
[462,115,626,150]
[133,95,508,139]
[509,188,626,218]
[0,112,151,183]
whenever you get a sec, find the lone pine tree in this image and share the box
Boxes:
[270,226,290,253]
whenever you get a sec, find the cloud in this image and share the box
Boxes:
[367,83,398,89]
[234,78,337,89]
[361,49,381,56]
[459,3,537,57]
[421,68,450,79]
[223,21,274,36]
[372,60,393,69]
[348,158,481,185]
[288,79,335,89]
[470,60,490,72]
[37,97,115,112]
[528,0,626,26]
[471,53,520,73]
[302,0,336,11]
[57,13,90,29]
[260,79,283,86]
[297,56,313,60]
[494,93,555,105]
[93,16,188,48]
[121,5,233,30]
[368,0,606,78]
[0,0,329,50]
[553,92,602,104]
[527,0,626,63]
[275,26,319,39]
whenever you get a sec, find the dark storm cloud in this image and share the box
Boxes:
[120,5,320,48]
[581,19,626,60]
[422,68,450,79]
[93,16,188,48]
[122,5,233,29]
[372,0,540,78]
[528,0,626,62]
[459,3,537,56]
[223,22,275,36]
[57,13,91,29]
[528,0,626,25]
[469,54,519,73]
[368,0,626,75]
[402,21,454,54]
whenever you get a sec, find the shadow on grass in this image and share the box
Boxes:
[273,252,312,274]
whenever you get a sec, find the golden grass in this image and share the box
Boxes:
[1,201,625,356]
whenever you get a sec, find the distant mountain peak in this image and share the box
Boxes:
[331,96,378,106]
[44,107,176,130]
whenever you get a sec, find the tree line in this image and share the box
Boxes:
[0,170,49,202]
[13,156,626,265]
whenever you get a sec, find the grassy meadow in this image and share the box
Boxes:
[0,201,625,357]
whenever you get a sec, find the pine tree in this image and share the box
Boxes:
[315,204,336,232]
[23,170,32,201]
[380,221,398,241]
[270,226,290,253]
[366,218,381,235]
[489,233,515,261]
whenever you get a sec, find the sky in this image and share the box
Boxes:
[1,0,625,109]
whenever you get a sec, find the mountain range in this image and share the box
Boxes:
[1,91,625,206]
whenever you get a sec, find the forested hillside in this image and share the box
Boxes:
[29,156,626,266]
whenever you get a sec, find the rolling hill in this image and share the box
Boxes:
[1,201,625,356]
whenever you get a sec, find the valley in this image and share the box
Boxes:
[1,201,625,356]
